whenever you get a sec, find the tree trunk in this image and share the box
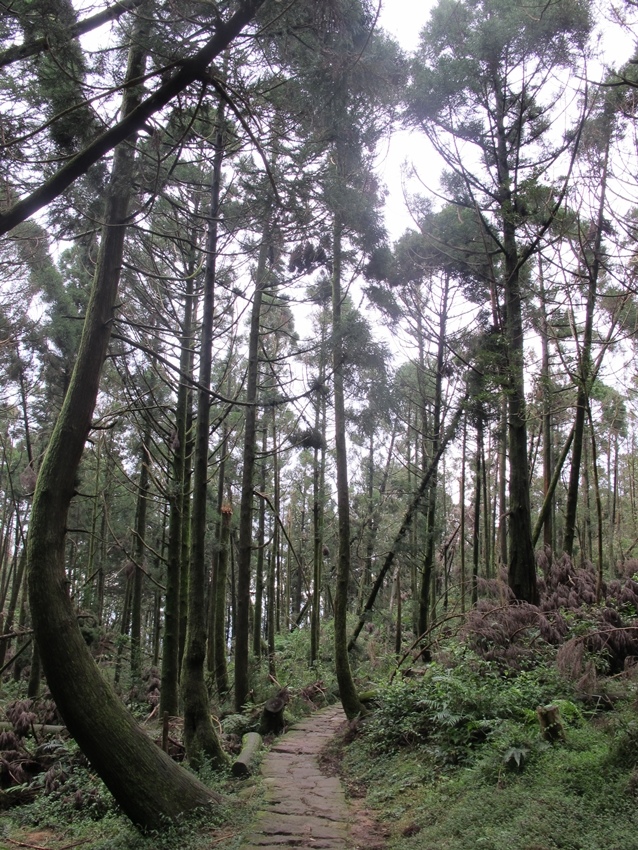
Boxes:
[472,423,482,606]
[208,425,228,677]
[0,544,26,670]
[182,106,228,770]
[161,236,196,717]
[495,120,538,604]
[253,427,267,659]
[538,263,555,554]
[213,504,232,697]
[267,411,279,674]
[563,133,610,557]
[460,414,467,613]
[235,231,270,712]
[418,273,448,636]
[130,417,151,685]
[331,215,365,719]
[310,367,326,666]
[348,399,466,651]
[232,732,262,777]
[533,427,574,547]
[26,28,218,827]
[588,404,604,600]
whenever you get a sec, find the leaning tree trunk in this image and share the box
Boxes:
[348,398,466,651]
[26,28,218,828]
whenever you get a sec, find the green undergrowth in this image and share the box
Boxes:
[6,606,638,850]
[0,620,347,849]
[340,645,638,850]
[1,755,262,850]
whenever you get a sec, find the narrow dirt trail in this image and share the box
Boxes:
[239,705,353,849]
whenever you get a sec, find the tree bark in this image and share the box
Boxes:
[26,28,218,827]
[0,0,268,236]
[160,253,195,717]
[235,231,270,712]
[232,732,263,777]
[331,215,365,719]
[182,105,228,770]
[494,92,538,605]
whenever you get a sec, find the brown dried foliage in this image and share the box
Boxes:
[462,555,638,674]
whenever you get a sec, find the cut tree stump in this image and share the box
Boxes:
[259,693,288,735]
[232,732,263,777]
[536,704,565,742]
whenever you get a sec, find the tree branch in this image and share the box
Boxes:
[0,0,145,69]
[0,0,267,236]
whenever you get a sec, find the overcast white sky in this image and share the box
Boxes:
[378,0,433,50]
[374,0,638,241]
[375,2,434,240]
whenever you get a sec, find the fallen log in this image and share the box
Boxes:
[232,732,263,777]
[0,721,67,736]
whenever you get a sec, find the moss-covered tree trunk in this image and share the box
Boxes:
[26,30,218,827]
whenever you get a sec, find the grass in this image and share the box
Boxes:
[339,647,638,850]
[3,608,638,850]
[0,758,265,850]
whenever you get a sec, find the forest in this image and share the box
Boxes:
[1,0,638,847]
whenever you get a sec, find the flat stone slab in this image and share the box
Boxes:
[238,705,351,850]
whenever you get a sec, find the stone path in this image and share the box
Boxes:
[239,705,351,849]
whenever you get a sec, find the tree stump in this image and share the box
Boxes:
[536,704,565,742]
[231,732,263,777]
[259,695,287,735]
